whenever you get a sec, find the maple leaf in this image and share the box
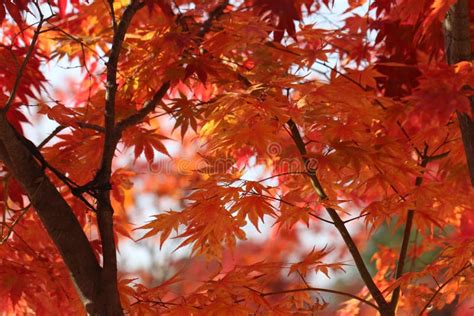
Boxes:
[175,202,247,258]
[0,47,46,104]
[38,103,78,127]
[164,93,200,138]
[133,272,183,308]
[117,278,137,310]
[407,63,473,124]
[274,204,312,230]
[110,168,135,205]
[346,66,385,89]
[5,104,29,134]
[230,181,276,231]
[288,246,346,278]
[138,210,183,248]
[231,195,276,232]
[253,0,302,42]
[122,127,171,163]
[348,0,367,9]
[145,0,174,17]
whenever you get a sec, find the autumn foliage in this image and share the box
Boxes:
[0,0,474,315]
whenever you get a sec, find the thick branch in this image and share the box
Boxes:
[18,133,99,211]
[0,115,101,313]
[287,119,389,311]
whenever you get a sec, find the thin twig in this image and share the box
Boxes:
[243,286,379,310]
[197,0,228,38]
[309,212,335,224]
[76,122,105,133]
[343,212,369,224]
[107,0,117,32]
[419,262,472,315]
[116,82,170,132]
[3,5,52,113]
[245,190,335,225]
[257,171,307,183]
[1,204,31,244]
[297,270,311,288]
[38,126,66,149]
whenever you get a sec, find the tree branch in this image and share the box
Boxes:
[244,286,379,311]
[116,0,228,132]
[108,0,118,32]
[0,203,31,244]
[287,119,389,312]
[37,125,66,149]
[444,0,472,65]
[82,1,228,312]
[76,122,105,133]
[116,81,170,132]
[99,0,145,182]
[92,1,146,314]
[2,5,51,113]
[0,115,101,313]
[390,153,429,310]
[418,262,472,315]
[18,133,98,211]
